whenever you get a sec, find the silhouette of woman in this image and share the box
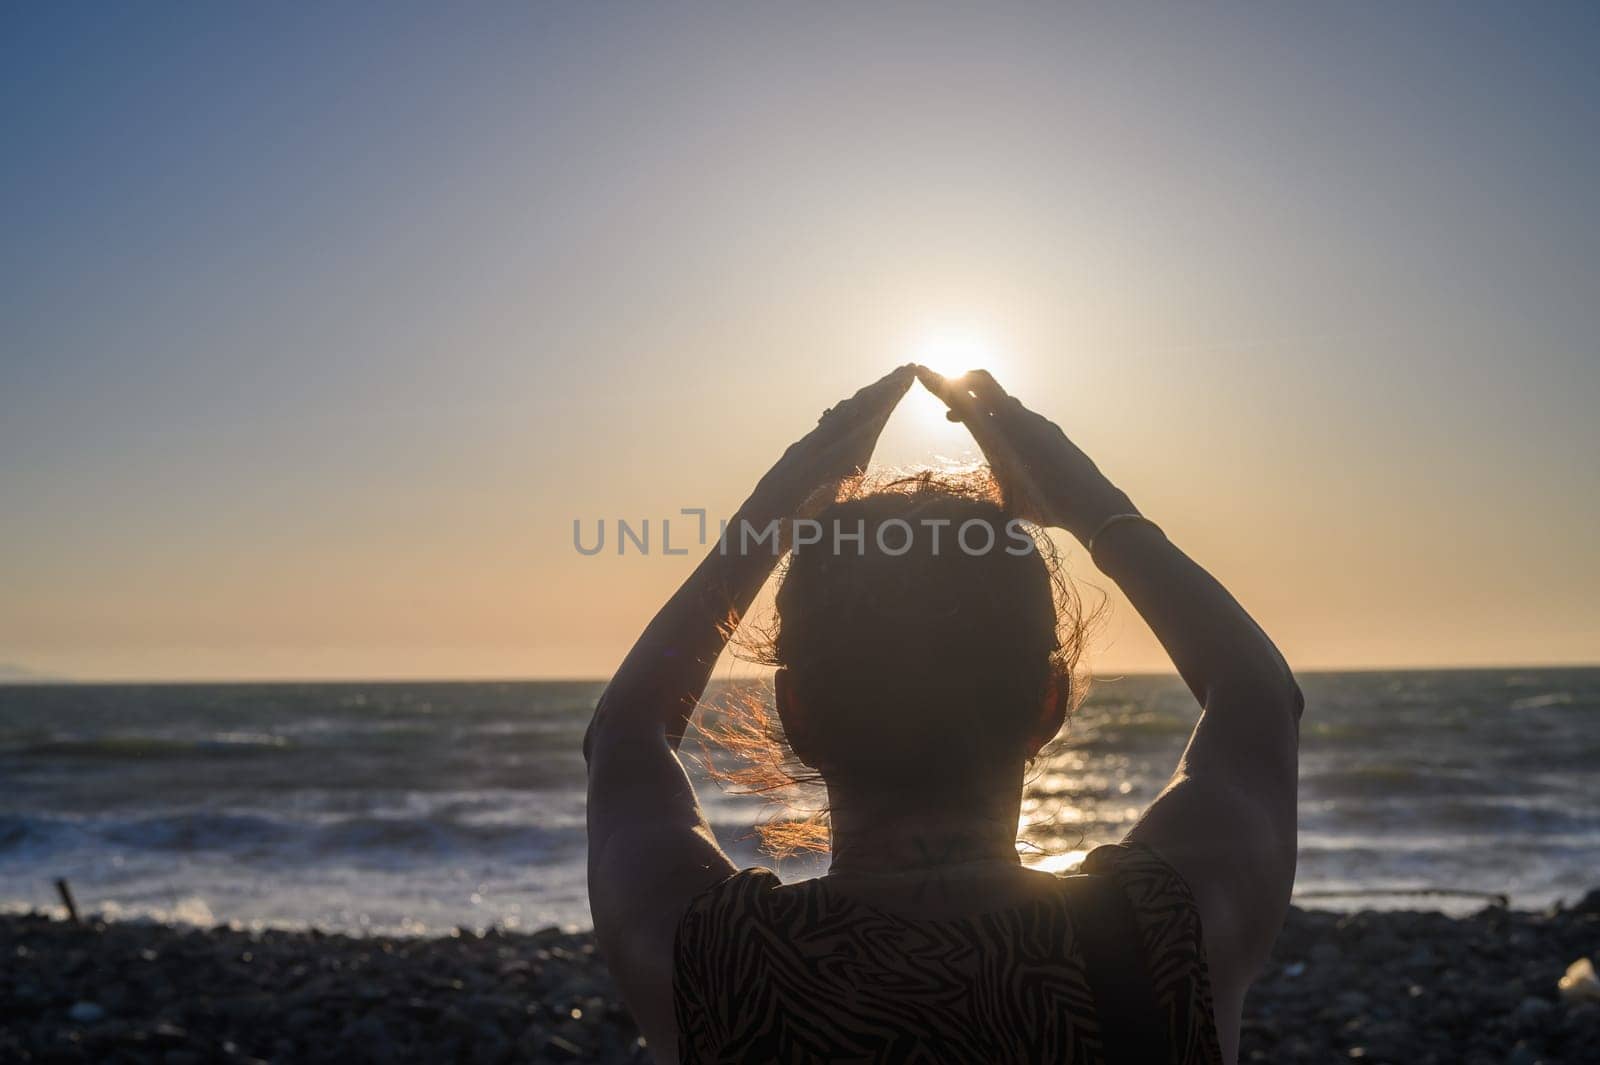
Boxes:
[586,364,1302,1064]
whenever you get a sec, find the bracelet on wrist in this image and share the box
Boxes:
[1086,512,1164,564]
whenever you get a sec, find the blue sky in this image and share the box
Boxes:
[2,4,1597,679]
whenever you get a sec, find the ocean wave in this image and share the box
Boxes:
[0,809,586,866]
[1508,692,1576,711]
[1302,796,1599,837]
[1073,712,1193,747]
[11,733,292,759]
[1302,720,1382,742]
[100,811,297,852]
[306,815,581,860]
[1302,763,1501,799]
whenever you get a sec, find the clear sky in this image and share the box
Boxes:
[2,4,1596,681]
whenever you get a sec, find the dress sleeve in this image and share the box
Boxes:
[672,867,782,1064]
[1081,842,1225,1065]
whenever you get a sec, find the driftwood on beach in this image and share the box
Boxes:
[4,894,1599,1064]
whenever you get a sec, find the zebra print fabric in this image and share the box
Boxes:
[673,842,1223,1064]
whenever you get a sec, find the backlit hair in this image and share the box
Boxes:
[697,470,1095,855]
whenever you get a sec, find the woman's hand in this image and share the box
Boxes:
[591,363,917,744]
[914,366,1135,543]
[744,363,916,525]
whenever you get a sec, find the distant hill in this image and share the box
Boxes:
[0,663,65,684]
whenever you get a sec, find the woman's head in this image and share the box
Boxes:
[716,472,1090,848]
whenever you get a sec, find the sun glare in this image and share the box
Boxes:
[1023,848,1090,875]
[911,325,1002,379]
[871,322,1009,463]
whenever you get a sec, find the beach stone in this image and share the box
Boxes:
[1561,1001,1600,1035]
[66,1002,105,1024]
[542,1034,585,1060]
[400,996,440,1021]
[465,993,524,1021]
[1505,1045,1540,1065]
[1404,944,1438,969]
[514,1023,551,1055]
[1335,990,1371,1014]
[338,1014,397,1063]
[438,1005,481,1041]
[286,1006,320,1031]
[1358,930,1404,961]
[468,1031,511,1065]
[1515,997,1555,1026]
[216,993,275,1021]
[1361,1019,1415,1059]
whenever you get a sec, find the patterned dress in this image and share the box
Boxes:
[673,842,1224,1064]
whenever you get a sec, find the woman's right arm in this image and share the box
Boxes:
[1086,521,1302,974]
[917,368,1302,1052]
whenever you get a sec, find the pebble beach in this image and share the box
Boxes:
[5,892,1599,1064]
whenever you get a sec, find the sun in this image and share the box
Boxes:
[868,323,1010,460]
[911,325,1003,379]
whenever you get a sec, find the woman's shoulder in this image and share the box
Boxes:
[1080,839,1198,901]
[682,866,783,909]
[672,866,808,1042]
[1076,840,1211,969]
[1076,840,1224,1064]
[674,867,793,954]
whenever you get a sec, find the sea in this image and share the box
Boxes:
[1,669,1595,934]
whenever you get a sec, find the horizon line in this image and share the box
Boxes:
[3,661,1598,687]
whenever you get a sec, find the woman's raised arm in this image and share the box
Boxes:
[585,365,914,1059]
[918,366,1302,1062]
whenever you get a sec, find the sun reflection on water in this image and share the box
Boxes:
[1024,848,1090,875]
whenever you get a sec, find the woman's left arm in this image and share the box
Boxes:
[585,365,913,1058]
